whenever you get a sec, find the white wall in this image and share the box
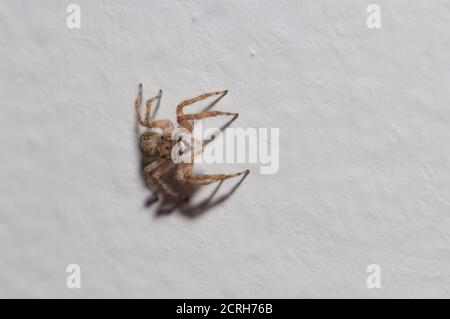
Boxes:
[1,0,450,298]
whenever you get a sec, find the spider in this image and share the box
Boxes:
[135,84,249,201]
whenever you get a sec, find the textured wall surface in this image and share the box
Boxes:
[1,0,450,298]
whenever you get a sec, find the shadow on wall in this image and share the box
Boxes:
[134,89,249,218]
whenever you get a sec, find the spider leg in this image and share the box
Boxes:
[135,83,145,126]
[156,177,184,199]
[183,178,215,185]
[144,160,187,200]
[143,159,165,190]
[176,163,248,185]
[186,170,249,183]
[143,159,164,176]
[179,111,238,122]
[176,90,229,123]
[144,89,162,124]
[135,84,163,127]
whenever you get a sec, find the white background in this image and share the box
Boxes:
[1,0,450,298]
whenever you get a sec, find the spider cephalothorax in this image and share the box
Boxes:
[135,84,248,200]
[139,131,175,159]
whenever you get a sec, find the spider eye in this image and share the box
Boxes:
[177,136,183,142]
[178,149,183,156]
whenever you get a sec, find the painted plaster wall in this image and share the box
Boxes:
[1,0,450,297]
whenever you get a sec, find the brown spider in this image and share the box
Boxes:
[135,84,249,201]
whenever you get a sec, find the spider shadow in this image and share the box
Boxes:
[135,90,244,218]
[153,170,249,218]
